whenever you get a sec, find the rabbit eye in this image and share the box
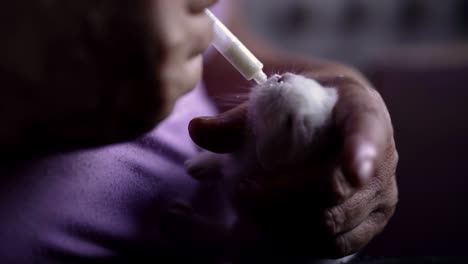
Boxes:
[277,75,284,83]
[273,74,284,83]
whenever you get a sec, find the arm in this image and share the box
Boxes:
[193,1,398,259]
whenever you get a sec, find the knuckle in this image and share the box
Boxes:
[369,209,392,238]
[372,204,396,228]
[371,208,389,224]
[324,206,344,235]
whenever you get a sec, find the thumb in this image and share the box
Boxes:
[189,103,248,153]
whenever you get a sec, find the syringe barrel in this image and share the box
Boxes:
[205,9,267,84]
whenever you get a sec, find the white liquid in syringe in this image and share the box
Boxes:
[205,9,267,84]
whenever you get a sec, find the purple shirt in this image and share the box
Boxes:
[0,84,220,263]
[0,2,353,262]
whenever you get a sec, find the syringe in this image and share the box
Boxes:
[205,9,268,84]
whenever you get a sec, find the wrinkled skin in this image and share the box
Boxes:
[0,0,216,156]
[167,62,399,261]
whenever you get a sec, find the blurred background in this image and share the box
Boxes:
[244,0,468,71]
[240,0,468,259]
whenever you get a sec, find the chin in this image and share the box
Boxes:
[184,55,204,90]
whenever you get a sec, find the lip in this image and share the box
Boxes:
[188,28,214,59]
[189,0,219,14]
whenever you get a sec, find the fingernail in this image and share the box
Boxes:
[190,116,214,128]
[357,158,374,184]
[354,143,377,186]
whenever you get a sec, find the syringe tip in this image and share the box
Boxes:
[253,71,268,84]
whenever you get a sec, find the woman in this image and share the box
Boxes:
[0,0,398,263]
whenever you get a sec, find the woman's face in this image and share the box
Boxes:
[152,0,218,117]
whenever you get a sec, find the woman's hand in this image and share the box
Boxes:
[189,66,399,258]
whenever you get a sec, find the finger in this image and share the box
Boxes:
[323,184,377,237]
[334,81,392,187]
[326,204,396,258]
[323,175,398,237]
[327,166,355,204]
[189,103,248,153]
